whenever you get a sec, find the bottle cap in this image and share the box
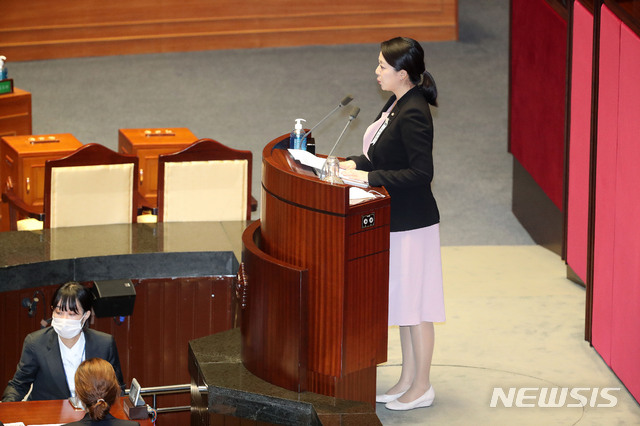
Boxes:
[294,118,306,130]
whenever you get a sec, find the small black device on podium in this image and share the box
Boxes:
[124,378,147,420]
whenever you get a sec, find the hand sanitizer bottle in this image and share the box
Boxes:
[290,118,307,150]
[0,56,7,80]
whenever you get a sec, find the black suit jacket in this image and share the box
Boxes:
[2,327,124,402]
[350,86,439,232]
[63,413,139,426]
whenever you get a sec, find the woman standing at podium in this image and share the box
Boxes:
[341,36,445,411]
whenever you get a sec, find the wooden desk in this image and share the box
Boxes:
[118,128,198,207]
[0,396,153,425]
[0,88,32,138]
[0,88,33,231]
[0,133,82,231]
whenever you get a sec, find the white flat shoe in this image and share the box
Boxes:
[375,390,406,403]
[385,386,435,410]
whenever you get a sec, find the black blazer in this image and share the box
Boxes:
[350,86,439,232]
[2,327,124,402]
[63,413,139,426]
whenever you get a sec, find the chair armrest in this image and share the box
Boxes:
[1,191,45,220]
[2,191,45,231]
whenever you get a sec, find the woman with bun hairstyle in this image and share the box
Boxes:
[64,358,139,425]
[341,36,446,411]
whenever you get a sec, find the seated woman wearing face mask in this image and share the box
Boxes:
[2,282,124,402]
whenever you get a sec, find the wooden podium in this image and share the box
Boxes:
[240,134,391,407]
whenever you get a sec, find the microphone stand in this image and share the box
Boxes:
[327,107,360,158]
[320,107,360,181]
[303,95,353,139]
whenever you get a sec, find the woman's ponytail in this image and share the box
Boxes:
[420,70,438,107]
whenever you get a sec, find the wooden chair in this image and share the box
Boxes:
[155,138,254,222]
[2,143,139,230]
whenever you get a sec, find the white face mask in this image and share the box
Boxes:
[52,314,87,339]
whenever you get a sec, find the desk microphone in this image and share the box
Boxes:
[326,106,360,158]
[303,95,354,139]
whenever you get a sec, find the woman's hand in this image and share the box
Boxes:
[339,160,356,170]
[341,169,369,183]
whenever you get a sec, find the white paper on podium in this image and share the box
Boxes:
[288,149,370,188]
[349,187,381,205]
[340,172,369,188]
[288,149,326,170]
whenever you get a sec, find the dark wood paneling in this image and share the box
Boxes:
[0,276,236,426]
[512,158,563,255]
[241,221,308,392]
[344,253,389,373]
[605,0,640,36]
[547,0,571,19]
[0,285,58,385]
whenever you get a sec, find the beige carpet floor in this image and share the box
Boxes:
[375,246,640,425]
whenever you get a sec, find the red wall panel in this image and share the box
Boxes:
[592,4,621,365]
[592,3,640,404]
[609,22,640,403]
[566,1,594,283]
[510,0,568,209]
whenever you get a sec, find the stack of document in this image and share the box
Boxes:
[339,171,368,188]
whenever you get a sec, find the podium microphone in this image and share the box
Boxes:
[326,106,360,158]
[303,95,354,139]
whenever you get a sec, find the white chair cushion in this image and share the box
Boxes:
[50,164,134,228]
[163,160,247,222]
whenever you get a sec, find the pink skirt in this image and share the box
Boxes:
[388,223,446,326]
